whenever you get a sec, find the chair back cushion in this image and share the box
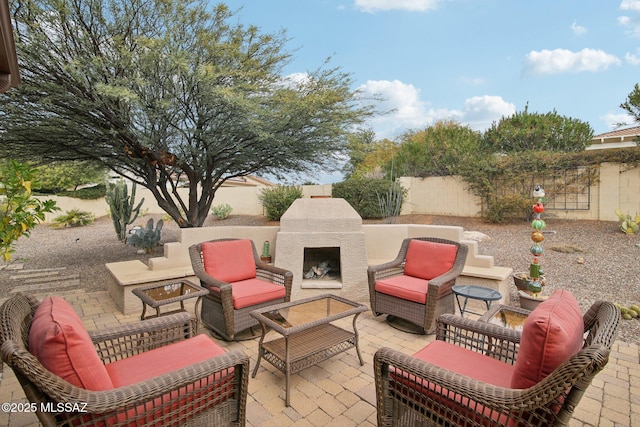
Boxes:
[202,239,257,282]
[404,239,458,280]
[28,296,113,390]
[510,289,584,389]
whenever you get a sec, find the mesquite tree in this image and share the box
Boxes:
[0,0,372,227]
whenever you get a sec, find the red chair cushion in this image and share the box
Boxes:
[105,334,226,386]
[210,278,286,309]
[375,275,429,304]
[28,296,114,391]
[404,240,458,280]
[510,289,584,389]
[105,334,234,426]
[389,341,515,426]
[412,340,514,387]
[201,239,257,282]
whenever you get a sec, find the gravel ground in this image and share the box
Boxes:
[1,213,638,345]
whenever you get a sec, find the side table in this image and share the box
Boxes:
[132,281,208,329]
[452,285,502,317]
[479,304,531,332]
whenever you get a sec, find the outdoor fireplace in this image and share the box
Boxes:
[274,198,368,300]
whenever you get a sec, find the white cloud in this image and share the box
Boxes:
[462,96,516,131]
[625,49,640,64]
[524,48,621,75]
[601,112,636,129]
[460,76,486,85]
[571,20,587,35]
[619,1,640,36]
[354,0,441,13]
[621,0,640,11]
[358,79,512,137]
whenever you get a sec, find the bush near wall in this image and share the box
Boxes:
[332,178,402,219]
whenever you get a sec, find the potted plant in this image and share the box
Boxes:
[260,240,272,263]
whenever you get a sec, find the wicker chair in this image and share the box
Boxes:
[189,238,293,341]
[0,293,249,427]
[367,237,468,334]
[374,295,620,427]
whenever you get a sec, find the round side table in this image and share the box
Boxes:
[452,285,502,317]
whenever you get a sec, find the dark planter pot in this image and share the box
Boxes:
[512,272,530,291]
[518,290,547,310]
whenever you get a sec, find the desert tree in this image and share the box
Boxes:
[0,0,371,226]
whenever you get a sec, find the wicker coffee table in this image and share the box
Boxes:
[250,294,367,406]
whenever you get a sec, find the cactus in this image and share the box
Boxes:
[105,178,144,240]
[615,208,640,234]
[127,218,163,253]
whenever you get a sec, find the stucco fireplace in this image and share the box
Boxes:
[274,198,368,300]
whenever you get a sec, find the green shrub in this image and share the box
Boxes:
[0,160,59,261]
[259,186,302,221]
[51,209,95,228]
[332,179,405,219]
[58,184,107,199]
[211,203,233,220]
[484,194,532,223]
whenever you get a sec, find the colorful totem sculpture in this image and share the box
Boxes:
[527,185,546,295]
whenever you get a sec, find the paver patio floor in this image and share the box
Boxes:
[1,288,638,427]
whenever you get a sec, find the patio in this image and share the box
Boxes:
[1,287,638,426]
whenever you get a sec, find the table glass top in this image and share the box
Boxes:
[453,285,502,300]
[261,296,359,329]
[485,307,529,331]
[140,282,198,302]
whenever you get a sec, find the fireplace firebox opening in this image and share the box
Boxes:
[302,247,341,282]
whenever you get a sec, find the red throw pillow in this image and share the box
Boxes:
[404,239,458,280]
[510,289,584,389]
[28,296,113,390]
[201,239,257,282]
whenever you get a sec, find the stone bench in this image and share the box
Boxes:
[106,260,197,315]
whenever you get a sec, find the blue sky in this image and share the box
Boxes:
[222,1,640,183]
[224,0,640,137]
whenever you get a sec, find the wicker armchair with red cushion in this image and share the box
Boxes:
[0,293,249,427]
[368,237,468,334]
[374,290,620,427]
[189,238,293,341]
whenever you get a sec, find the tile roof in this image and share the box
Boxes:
[593,125,640,140]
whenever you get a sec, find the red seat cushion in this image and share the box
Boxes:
[404,240,458,280]
[510,289,584,389]
[375,274,429,304]
[390,341,515,426]
[412,340,514,387]
[202,239,257,282]
[210,278,287,309]
[28,296,114,391]
[105,334,234,426]
[105,334,226,387]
